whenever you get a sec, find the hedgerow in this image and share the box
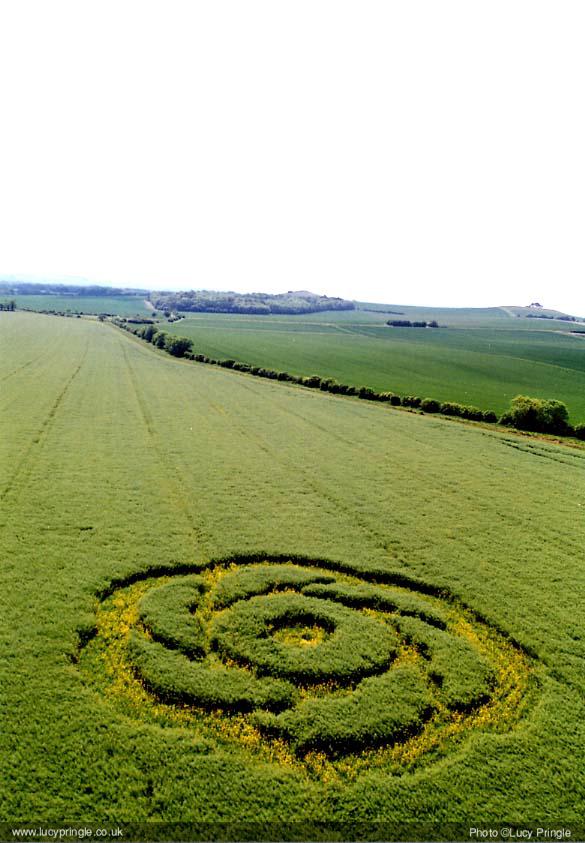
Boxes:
[402,396,422,408]
[440,402,494,422]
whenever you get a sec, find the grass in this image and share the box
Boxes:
[1,311,585,839]
[162,308,585,421]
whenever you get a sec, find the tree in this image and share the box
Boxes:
[153,332,167,348]
[499,395,571,435]
[164,335,193,357]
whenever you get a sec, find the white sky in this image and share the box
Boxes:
[1,1,584,314]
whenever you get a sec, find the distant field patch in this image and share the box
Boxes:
[10,293,150,316]
[162,311,585,420]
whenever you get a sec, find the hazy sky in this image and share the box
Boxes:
[1,1,584,314]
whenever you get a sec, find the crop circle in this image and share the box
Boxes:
[78,556,535,773]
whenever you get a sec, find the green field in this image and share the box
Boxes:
[1,310,584,839]
[162,307,585,422]
[6,293,151,317]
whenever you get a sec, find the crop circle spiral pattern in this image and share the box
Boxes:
[78,556,534,772]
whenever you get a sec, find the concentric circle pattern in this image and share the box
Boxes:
[78,557,534,771]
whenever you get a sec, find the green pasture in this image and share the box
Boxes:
[356,302,583,327]
[1,311,584,839]
[7,293,151,316]
[163,309,585,421]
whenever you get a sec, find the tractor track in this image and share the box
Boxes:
[0,341,89,505]
[120,341,210,559]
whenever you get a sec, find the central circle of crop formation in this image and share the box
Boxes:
[211,593,398,684]
[78,558,535,772]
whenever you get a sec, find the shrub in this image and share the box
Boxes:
[389,394,401,406]
[141,324,157,342]
[459,405,484,421]
[153,332,167,348]
[482,411,498,423]
[440,402,464,417]
[165,335,193,358]
[402,396,422,408]
[302,376,322,389]
[420,398,441,413]
[499,395,571,435]
[219,359,236,368]
[194,353,210,363]
[358,386,377,401]
[574,423,585,440]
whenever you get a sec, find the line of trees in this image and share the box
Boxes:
[387,319,439,328]
[526,313,579,322]
[113,319,585,439]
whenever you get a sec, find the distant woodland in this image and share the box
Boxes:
[151,290,356,315]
